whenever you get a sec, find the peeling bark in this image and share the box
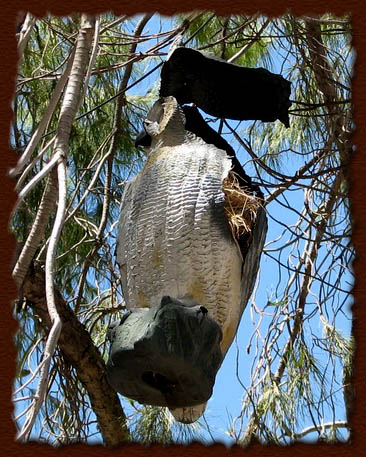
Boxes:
[304,18,352,172]
[12,171,58,290]
[22,263,130,447]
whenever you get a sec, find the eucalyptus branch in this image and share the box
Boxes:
[198,16,257,51]
[265,142,333,205]
[242,173,344,444]
[17,13,36,61]
[304,18,352,170]
[12,170,58,290]
[280,421,349,441]
[10,46,76,178]
[16,15,96,441]
[15,137,56,193]
[13,338,48,396]
[17,315,62,441]
[228,18,270,63]
[64,129,116,223]
[77,16,101,113]
[17,156,67,443]
[16,50,75,90]
[224,120,296,181]
[14,152,61,212]
[99,15,127,34]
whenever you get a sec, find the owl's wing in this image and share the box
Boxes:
[240,206,268,308]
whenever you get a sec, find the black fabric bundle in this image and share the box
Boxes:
[160,47,291,127]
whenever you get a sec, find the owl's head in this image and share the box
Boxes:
[136,96,187,149]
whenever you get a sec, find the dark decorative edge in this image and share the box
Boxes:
[1,1,364,456]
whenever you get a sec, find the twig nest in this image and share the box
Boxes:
[223,171,262,239]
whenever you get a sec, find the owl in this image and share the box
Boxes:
[108,96,267,423]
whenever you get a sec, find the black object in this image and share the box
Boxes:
[159,47,291,127]
[106,296,223,408]
[134,129,152,148]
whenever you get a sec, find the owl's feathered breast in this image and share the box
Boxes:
[117,141,244,352]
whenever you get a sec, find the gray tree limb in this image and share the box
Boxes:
[22,262,130,446]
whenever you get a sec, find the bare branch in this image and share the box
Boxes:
[281,421,349,441]
[228,18,270,63]
[10,47,76,178]
[17,13,36,60]
[274,173,344,382]
[21,263,130,446]
[12,170,58,289]
[16,15,97,441]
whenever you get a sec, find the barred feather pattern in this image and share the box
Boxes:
[117,142,246,356]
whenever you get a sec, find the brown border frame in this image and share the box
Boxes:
[1,1,364,455]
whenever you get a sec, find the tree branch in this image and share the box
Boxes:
[75,13,154,312]
[17,13,36,61]
[304,18,352,174]
[280,421,349,441]
[16,15,98,441]
[12,170,58,290]
[10,47,76,178]
[242,173,344,444]
[22,262,130,446]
